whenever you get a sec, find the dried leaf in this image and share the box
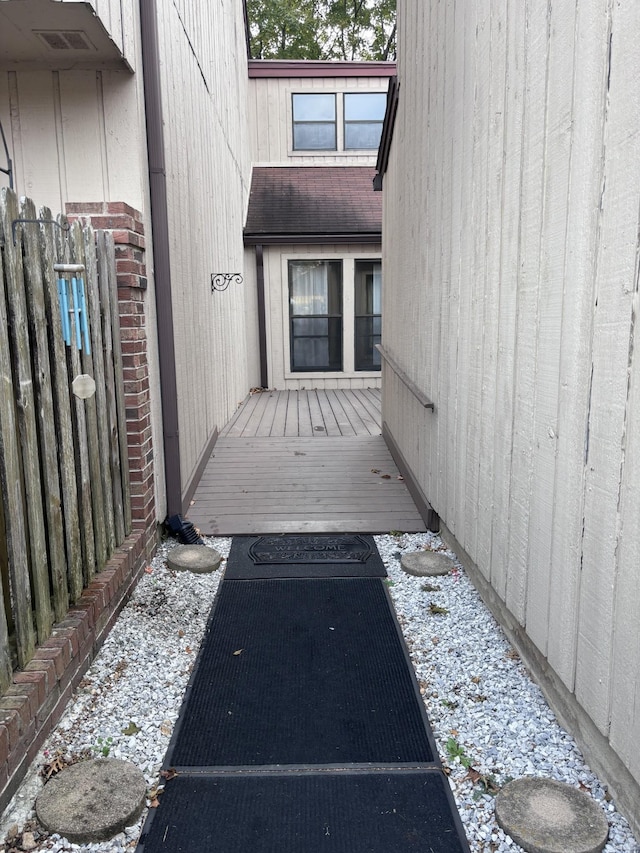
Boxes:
[233,649,244,656]
[471,675,481,684]
[380,474,391,479]
[371,468,380,474]
[122,721,141,736]
[178,629,185,638]
[161,768,178,781]
[185,646,192,654]
[429,602,449,616]
[465,767,482,784]
[397,475,404,480]
[148,797,160,809]
[144,566,153,574]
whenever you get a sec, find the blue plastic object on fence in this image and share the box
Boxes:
[54,264,90,356]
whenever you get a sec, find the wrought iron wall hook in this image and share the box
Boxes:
[11,218,70,246]
[211,273,243,293]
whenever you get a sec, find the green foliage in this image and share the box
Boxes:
[445,737,471,769]
[92,736,113,757]
[247,0,396,61]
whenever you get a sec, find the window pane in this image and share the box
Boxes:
[293,93,336,121]
[354,261,382,371]
[293,123,336,150]
[289,261,343,371]
[345,122,384,150]
[344,93,387,121]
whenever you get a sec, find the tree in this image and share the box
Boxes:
[247,0,396,61]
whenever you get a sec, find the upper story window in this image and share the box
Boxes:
[292,91,387,152]
[344,93,387,150]
[292,94,337,151]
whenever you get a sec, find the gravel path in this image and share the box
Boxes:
[0,533,638,853]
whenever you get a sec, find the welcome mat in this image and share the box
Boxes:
[166,578,436,768]
[225,534,386,579]
[138,770,470,853]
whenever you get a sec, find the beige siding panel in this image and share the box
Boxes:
[248,75,390,167]
[609,287,640,777]
[386,0,640,823]
[574,0,640,735]
[546,0,610,691]
[58,72,106,203]
[490,0,524,601]
[12,73,62,208]
[504,0,549,626]
[156,0,254,493]
[524,2,577,657]
[100,70,146,209]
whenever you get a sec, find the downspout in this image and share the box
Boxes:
[255,244,268,388]
[139,0,182,517]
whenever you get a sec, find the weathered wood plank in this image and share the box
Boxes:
[85,225,116,557]
[20,197,68,622]
[284,390,299,437]
[0,191,32,675]
[97,231,125,544]
[3,191,52,646]
[70,220,106,579]
[326,390,357,436]
[40,211,83,603]
[297,391,314,436]
[56,219,96,586]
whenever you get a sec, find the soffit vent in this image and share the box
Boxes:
[34,30,96,51]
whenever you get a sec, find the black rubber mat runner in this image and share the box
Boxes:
[225,534,386,579]
[137,536,470,853]
[138,770,469,853]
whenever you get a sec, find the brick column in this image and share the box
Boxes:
[65,202,156,539]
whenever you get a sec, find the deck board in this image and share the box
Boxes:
[191,391,425,535]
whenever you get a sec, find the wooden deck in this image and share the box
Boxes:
[188,390,426,535]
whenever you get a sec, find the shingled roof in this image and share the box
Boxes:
[244,166,381,245]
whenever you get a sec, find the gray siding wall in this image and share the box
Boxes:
[150,0,258,498]
[383,0,640,831]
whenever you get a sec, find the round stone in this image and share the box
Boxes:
[167,544,222,573]
[495,777,609,853]
[35,758,146,844]
[400,550,455,577]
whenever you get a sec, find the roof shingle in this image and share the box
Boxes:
[244,167,381,244]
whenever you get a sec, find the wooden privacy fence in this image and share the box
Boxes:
[0,187,131,689]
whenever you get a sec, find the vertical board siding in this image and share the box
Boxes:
[155,0,257,492]
[385,0,640,799]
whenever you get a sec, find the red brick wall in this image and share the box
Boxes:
[0,202,160,813]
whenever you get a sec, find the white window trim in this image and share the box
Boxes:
[287,89,387,157]
[281,251,382,380]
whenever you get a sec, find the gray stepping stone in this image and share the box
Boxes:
[400,550,455,577]
[495,777,609,853]
[167,545,222,573]
[35,758,146,843]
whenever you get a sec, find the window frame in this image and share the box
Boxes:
[288,259,343,372]
[291,93,337,152]
[353,259,382,371]
[343,92,387,151]
[288,89,388,156]
[281,252,382,380]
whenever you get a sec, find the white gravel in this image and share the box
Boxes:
[0,532,638,853]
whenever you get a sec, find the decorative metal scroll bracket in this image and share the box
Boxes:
[11,217,70,246]
[375,344,435,411]
[211,273,243,293]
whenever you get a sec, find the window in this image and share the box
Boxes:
[354,261,382,370]
[292,94,336,150]
[289,261,343,371]
[344,93,387,150]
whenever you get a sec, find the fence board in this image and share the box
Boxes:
[0,191,36,667]
[56,221,96,586]
[72,221,107,576]
[97,231,125,544]
[20,197,68,621]
[39,211,83,603]
[2,192,53,645]
[85,226,116,557]
[104,232,131,535]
